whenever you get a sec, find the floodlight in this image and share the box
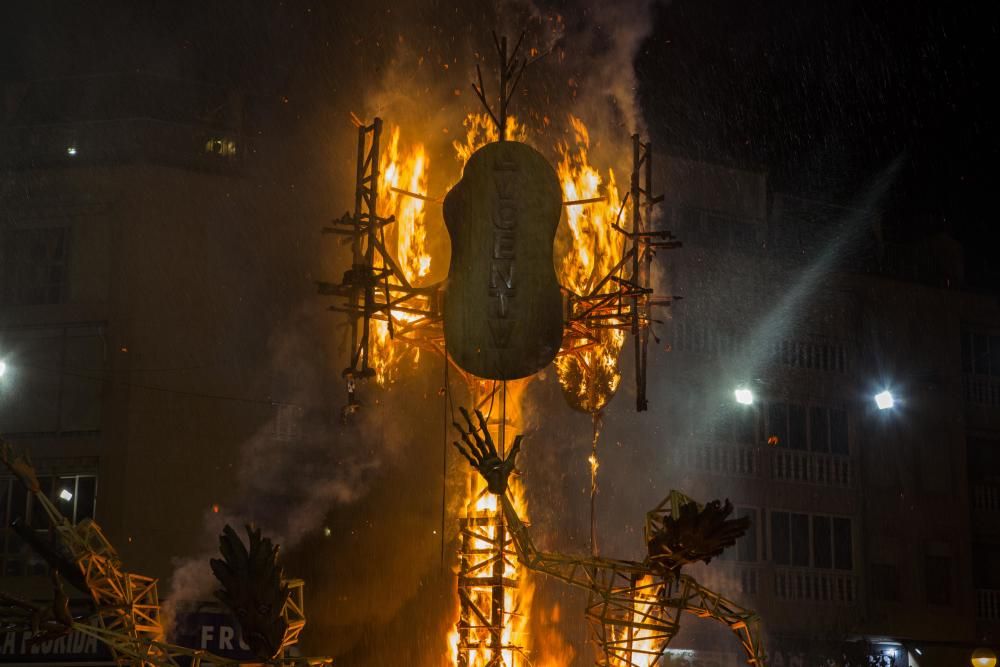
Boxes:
[874,390,894,410]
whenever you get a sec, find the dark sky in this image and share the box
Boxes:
[3,0,998,286]
[637,0,999,285]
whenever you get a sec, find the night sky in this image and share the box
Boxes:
[2,0,997,286]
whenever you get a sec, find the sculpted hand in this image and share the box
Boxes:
[452,407,522,495]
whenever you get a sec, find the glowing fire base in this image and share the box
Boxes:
[455,485,528,667]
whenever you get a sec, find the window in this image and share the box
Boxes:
[0,473,97,576]
[0,227,69,306]
[772,511,852,570]
[975,334,990,374]
[55,474,97,523]
[788,405,807,450]
[769,403,788,447]
[962,332,973,373]
[813,516,832,568]
[833,517,853,569]
[720,507,760,562]
[769,402,848,454]
[963,329,1000,378]
[0,324,104,433]
[771,511,809,567]
[810,407,829,452]
[737,508,759,562]
[830,408,849,455]
[714,402,759,445]
[790,513,809,566]
[925,555,952,605]
[734,405,757,444]
[870,563,900,601]
[973,543,1000,589]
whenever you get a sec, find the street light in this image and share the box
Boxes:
[972,648,997,667]
[874,390,895,410]
[0,360,5,378]
[734,387,754,405]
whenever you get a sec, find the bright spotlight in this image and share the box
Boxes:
[874,390,895,410]
[0,360,6,377]
[59,488,73,501]
[66,146,77,156]
[734,388,754,405]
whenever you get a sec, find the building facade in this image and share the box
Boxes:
[655,155,997,667]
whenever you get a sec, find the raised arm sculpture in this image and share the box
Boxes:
[453,407,766,667]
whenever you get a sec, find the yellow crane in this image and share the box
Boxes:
[0,442,329,667]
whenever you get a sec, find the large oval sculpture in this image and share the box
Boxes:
[443,141,563,380]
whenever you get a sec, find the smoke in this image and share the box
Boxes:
[163,306,381,632]
[340,2,668,664]
[159,0,671,660]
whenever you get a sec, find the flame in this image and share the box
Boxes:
[453,112,528,164]
[607,575,667,667]
[449,379,536,667]
[368,123,432,385]
[379,124,432,283]
[554,115,627,414]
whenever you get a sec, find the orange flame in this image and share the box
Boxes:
[368,123,432,385]
[554,115,627,414]
[452,112,528,164]
[448,379,536,667]
[607,575,667,667]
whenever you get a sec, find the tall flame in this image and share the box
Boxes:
[446,116,552,667]
[380,124,432,283]
[554,115,627,414]
[368,123,432,385]
[360,111,624,665]
[607,575,667,667]
[453,113,528,164]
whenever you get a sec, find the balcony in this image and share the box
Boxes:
[691,562,762,596]
[771,449,854,488]
[773,567,857,604]
[671,442,860,489]
[671,443,758,477]
[977,589,1000,620]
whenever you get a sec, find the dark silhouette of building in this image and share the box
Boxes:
[655,155,998,667]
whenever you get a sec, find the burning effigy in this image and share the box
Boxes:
[318,26,762,667]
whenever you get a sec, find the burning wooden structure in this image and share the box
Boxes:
[315,30,767,667]
[318,117,679,412]
[452,409,767,667]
